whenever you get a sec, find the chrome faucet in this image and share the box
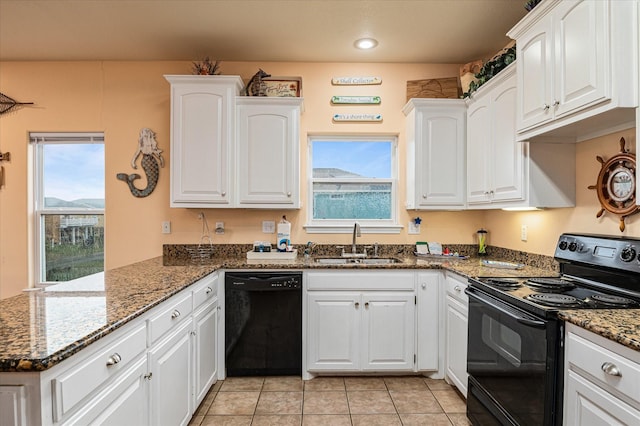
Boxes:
[352,222,361,255]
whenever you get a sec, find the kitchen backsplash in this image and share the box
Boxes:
[163,243,559,271]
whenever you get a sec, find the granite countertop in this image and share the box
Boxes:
[0,248,636,373]
[558,309,640,352]
[0,258,216,372]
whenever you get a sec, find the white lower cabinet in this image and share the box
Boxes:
[564,323,640,425]
[193,295,218,406]
[444,272,468,397]
[306,271,416,374]
[0,273,219,426]
[148,319,193,426]
[416,272,441,373]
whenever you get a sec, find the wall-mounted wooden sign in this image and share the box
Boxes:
[331,96,381,105]
[333,113,382,122]
[331,76,382,85]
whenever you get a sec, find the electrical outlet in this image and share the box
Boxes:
[408,221,421,235]
[262,221,275,233]
[521,224,528,242]
[215,222,225,234]
[162,221,171,234]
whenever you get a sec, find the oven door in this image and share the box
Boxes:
[465,286,561,426]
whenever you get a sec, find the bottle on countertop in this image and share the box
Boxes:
[277,216,291,252]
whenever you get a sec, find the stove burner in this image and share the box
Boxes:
[526,293,584,307]
[590,294,639,308]
[484,278,522,289]
[526,278,575,292]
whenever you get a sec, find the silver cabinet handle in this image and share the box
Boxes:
[421,283,426,289]
[171,309,181,319]
[106,353,122,366]
[221,191,226,196]
[422,194,427,199]
[553,100,560,106]
[601,362,622,377]
[287,191,292,197]
[364,302,369,308]
[144,372,153,380]
[205,287,213,294]
[543,103,550,111]
[454,286,461,292]
[355,302,360,308]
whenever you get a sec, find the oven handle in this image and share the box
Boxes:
[465,287,547,329]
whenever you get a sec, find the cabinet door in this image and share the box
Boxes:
[416,272,440,372]
[237,99,301,208]
[445,295,468,397]
[362,292,415,371]
[466,96,492,204]
[553,0,609,118]
[148,319,193,426]
[517,16,554,131]
[193,298,218,407]
[414,106,466,208]
[168,77,240,207]
[491,77,524,202]
[565,370,640,426]
[307,292,360,371]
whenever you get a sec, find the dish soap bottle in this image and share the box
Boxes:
[277,216,291,252]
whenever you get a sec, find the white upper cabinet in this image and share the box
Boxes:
[467,64,524,205]
[466,63,576,209]
[166,75,302,209]
[166,75,243,207]
[508,0,638,142]
[236,97,302,208]
[404,99,466,210]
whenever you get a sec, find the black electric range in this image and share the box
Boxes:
[465,233,640,426]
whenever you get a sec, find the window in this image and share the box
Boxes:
[31,133,105,285]
[306,135,400,233]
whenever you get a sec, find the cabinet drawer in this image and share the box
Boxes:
[193,275,218,310]
[445,274,468,303]
[567,331,640,405]
[52,323,147,421]
[148,292,193,344]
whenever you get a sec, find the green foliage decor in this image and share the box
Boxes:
[462,45,516,99]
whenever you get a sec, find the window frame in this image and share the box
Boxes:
[305,134,401,234]
[31,132,105,287]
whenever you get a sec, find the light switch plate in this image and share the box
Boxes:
[408,221,420,234]
[262,221,275,233]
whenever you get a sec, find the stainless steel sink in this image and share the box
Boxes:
[314,257,402,265]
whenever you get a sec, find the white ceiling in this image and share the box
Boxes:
[0,0,528,64]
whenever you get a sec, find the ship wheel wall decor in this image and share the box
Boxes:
[588,137,640,231]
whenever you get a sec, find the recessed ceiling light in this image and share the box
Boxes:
[354,38,378,50]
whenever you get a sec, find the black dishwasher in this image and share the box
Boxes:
[225,272,302,376]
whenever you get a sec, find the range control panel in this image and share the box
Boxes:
[555,233,640,272]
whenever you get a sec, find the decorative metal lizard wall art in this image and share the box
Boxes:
[117,128,164,198]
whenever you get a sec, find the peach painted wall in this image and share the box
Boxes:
[0,61,637,299]
[0,60,487,299]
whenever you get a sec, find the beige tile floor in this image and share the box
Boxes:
[189,376,471,426]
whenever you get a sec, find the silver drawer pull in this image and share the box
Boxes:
[454,286,461,292]
[601,362,622,377]
[205,287,213,294]
[171,309,181,319]
[106,353,122,366]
